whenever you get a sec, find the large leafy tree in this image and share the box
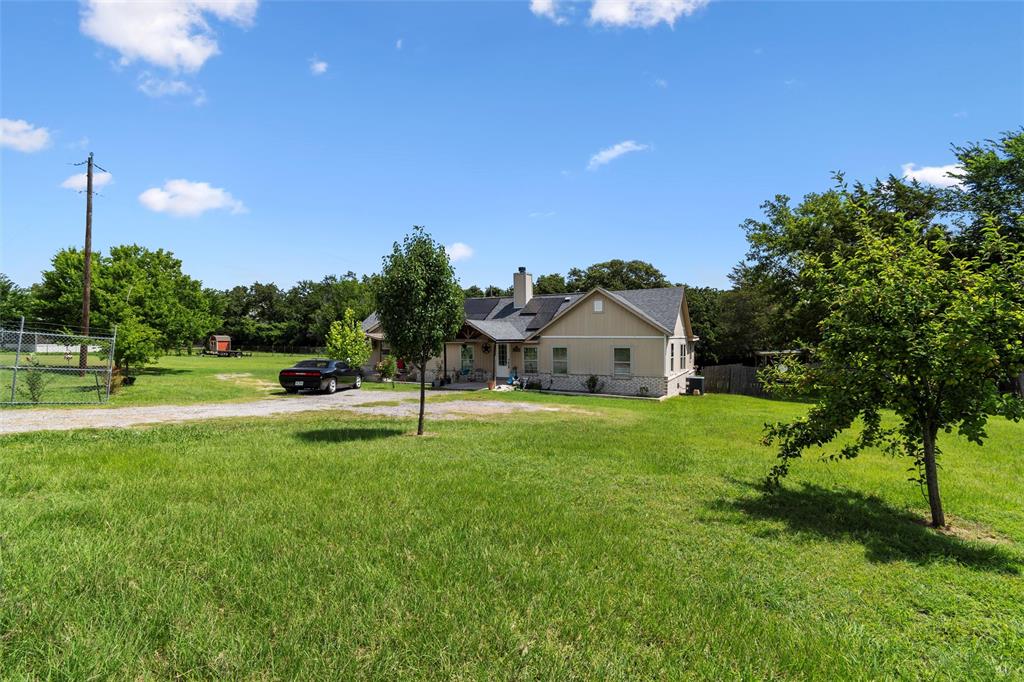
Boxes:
[534,273,568,294]
[679,286,723,366]
[736,175,948,349]
[0,274,33,321]
[374,227,464,435]
[948,129,1024,252]
[762,217,1024,528]
[31,245,218,354]
[566,259,670,292]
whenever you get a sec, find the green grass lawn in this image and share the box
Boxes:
[0,352,418,408]
[1,393,1021,679]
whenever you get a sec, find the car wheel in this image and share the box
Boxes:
[324,377,337,394]
[353,375,362,389]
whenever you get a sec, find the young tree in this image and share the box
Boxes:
[762,218,1024,528]
[373,227,464,435]
[325,308,372,369]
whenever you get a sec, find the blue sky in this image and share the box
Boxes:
[2,1,1022,291]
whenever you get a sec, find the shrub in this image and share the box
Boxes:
[376,355,397,382]
[584,375,604,394]
[17,356,55,403]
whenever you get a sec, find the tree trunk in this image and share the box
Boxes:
[417,363,426,436]
[922,423,945,528]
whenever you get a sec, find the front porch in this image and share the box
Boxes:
[439,324,527,387]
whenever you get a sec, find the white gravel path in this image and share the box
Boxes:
[0,390,564,435]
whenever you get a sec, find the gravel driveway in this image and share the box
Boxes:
[0,390,563,435]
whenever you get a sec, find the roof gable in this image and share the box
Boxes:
[526,287,674,339]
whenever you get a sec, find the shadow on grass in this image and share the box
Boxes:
[720,480,1019,575]
[295,426,405,443]
[134,367,191,376]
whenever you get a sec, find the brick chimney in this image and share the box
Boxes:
[513,266,533,309]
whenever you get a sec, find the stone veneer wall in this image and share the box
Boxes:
[529,373,669,398]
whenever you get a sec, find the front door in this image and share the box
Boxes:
[496,343,509,378]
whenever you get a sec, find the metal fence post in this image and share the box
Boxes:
[10,316,25,403]
[105,326,117,401]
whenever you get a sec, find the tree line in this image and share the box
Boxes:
[2,130,1018,375]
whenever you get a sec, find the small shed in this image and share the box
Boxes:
[208,335,232,353]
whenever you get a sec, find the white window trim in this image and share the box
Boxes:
[612,346,632,378]
[593,299,604,313]
[552,346,569,375]
[523,346,539,374]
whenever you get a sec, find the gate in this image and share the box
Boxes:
[0,318,117,405]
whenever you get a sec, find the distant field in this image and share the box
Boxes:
[0,393,1021,678]
[0,352,416,408]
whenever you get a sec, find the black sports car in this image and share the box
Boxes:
[279,359,362,394]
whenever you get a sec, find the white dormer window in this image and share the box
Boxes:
[593,299,603,313]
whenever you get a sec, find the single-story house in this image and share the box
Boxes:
[361,267,698,398]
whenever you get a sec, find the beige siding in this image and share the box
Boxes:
[537,337,665,377]
[540,292,664,338]
[443,342,493,376]
[533,292,666,378]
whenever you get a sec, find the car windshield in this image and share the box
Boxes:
[295,360,331,368]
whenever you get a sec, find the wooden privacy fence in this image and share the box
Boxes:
[701,364,771,399]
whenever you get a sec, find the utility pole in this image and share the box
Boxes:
[79,152,95,371]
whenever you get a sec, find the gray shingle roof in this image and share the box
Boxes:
[361,287,685,341]
[611,288,685,334]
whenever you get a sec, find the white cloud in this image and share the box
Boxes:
[531,0,568,24]
[395,38,403,50]
[653,77,669,89]
[953,111,968,119]
[310,59,328,75]
[61,171,114,192]
[71,136,91,150]
[587,140,649,170]
[0,118,51,153]
[138,74,191,97]
[589,0,709,28]
[139,179,246,217]
[80,0,258,72]
[447,242,474,262]
[901,163,963,189]
[137,74,206,105]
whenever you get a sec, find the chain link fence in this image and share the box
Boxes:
[0,318,117,405]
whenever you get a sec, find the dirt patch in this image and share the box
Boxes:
[913,512,1013,545]
[215,373,278,392]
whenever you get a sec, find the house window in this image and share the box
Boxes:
[523,347,538,374]
[552,347,568,374]
[593,299,604,313]
[461,345,474,372]
[613,347,632,377]
[681,343,687,369]
[497,343,508,367]
[669,343,674,371]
